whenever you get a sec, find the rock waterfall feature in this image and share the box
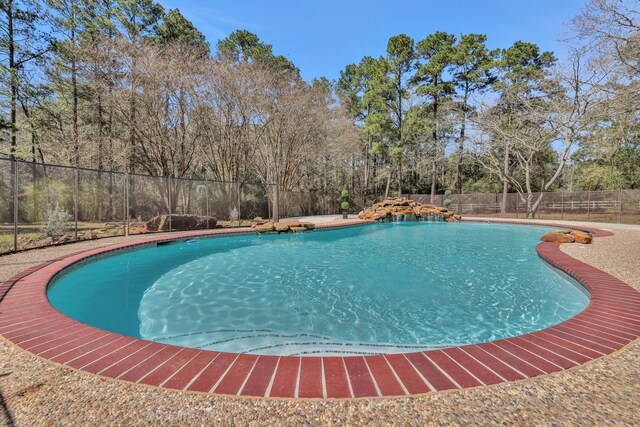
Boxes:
[358,197,461,222]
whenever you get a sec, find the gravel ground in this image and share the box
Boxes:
[0,221,639,426]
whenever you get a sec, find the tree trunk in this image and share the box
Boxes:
[363,138,370,191]
[397,159,402,196]
[431,98,439,204]
[128,53,137,174]
[501,142,509,213]
[7,0,17,223]
[8,0,16,158]
[72,30,79,167]
[430,157,437,204]
[526,193,535,219]
[457,109,466,195]
[384,170,391,200]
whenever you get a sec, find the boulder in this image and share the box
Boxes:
[541,229,592,244]
[130,226,148,234]
[570,230,593,244]
[83,230,97,240]
[380,197,411,207]
[283,220,315,230]
[146,214,217,232]
[38,237,55,246]
[57,234,72,244]
[254,222,275,232]
[251,217,270,228]
[274,223,290,233]
[372,212,387,220]
[540,231,576,243]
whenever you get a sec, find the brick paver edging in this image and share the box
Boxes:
[0,221,638,399]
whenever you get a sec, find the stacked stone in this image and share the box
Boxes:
[251,217,315,233]
[357,197,461,222]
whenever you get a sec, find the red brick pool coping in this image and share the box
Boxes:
[1,220,639,399]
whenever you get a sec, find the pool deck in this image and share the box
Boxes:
[0,217,639,425]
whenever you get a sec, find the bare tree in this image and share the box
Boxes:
[573,0,640,76]
[198,61,261,184]
[253,71,332,191]
[473,52,599,217]
[118,42,205,212]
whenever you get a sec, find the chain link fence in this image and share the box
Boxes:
[0,158,275,254]
[2,157,640,255]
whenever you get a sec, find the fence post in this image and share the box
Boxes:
[236,181,241,223]
[561,191,565,220]
[74,167,79,241]
[273,184,280,222]
[617,189,622,223]
[587,190,591,221]
[168,176,172,232]
[124,172,129,236]
[205,183,210,227]
[13,159,18,253]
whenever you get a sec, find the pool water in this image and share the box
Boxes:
[48,223,589,356]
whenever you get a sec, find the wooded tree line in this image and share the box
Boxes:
[337,0,639,216]
[0,0,355,194]
[1,0,639,217]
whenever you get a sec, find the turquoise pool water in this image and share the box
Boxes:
[48,223,589,356]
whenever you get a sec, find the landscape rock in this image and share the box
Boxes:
[274,223,290,233]
[57,234,72,244]
[541,231,576,243]
[83,230,97,240]
[38,237,55,246]
[254,222,276,232]
[541,229,593,244]
[251,217,270,228]
[570,230,593,244]
[284,220,315,230]
[253,220,316,234]
[129,226,148,234]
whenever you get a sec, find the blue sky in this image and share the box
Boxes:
[160,0,587,81]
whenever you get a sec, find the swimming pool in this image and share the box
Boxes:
[48,222,589,356]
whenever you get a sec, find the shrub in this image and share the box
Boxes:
[341,189,349,197]
[229,206,239,221]
[341,201,350,211]
[444,199,452,208]
[444,189,453,196]
[43,202,72,238]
